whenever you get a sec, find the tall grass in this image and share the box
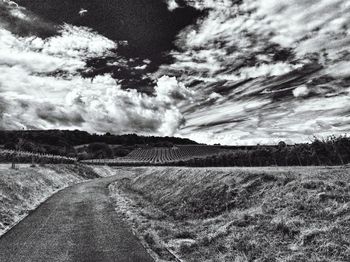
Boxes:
[109,166,350,261]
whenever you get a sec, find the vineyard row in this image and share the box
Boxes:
[0,149,77,164]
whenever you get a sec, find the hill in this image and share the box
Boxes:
[0,130,198,157]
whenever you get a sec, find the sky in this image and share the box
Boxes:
[0,0,350,145]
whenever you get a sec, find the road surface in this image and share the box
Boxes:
[0,176,154,262]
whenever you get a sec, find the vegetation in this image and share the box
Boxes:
[83,145,223,165]
[0,149,76,166]
[0,130,197,158]
[84,136,350,166]
[0,130,197,152]
[2,131,350,167]
[180,136,350,167]
[109,166,350,262]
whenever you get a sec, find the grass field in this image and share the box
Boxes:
[0,164,100,236]
[109,166,350,262]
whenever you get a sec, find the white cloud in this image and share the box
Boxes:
[179,94,350,145]
[0,24,116,73]
[166,0,179,11]
[293,86,310,98]
[64,75,192,135]
[156,0,350,144]
[239,63,302,79]
[0,23,193,136]
[134,64,147,70]
[155,76,194,103]
[325,61,350,78]
[2,0,350,144]
[39,24,116,58]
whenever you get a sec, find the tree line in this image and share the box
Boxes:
[177,136,350,167]
[0,130,197,157]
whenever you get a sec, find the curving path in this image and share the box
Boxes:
[0,176,154,262]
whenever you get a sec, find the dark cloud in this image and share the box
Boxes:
[35,104,85,125]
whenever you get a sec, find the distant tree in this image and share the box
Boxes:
[77,152,92,161]
[113,147,132,157]
[87,143,113,159]
[278,141,287,150]
[4,142,16,150]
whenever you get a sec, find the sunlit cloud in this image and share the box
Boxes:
[0,7,194,136]
[1,0,350,144]
[165,0,179,11]
[157,0,350,144]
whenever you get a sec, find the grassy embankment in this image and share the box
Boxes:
[0,164,103,236]
[109,166,350,262]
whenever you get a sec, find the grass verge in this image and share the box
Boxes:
[0,164,100,236]
[109,166,350,262]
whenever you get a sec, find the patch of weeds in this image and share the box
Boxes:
[233,236,260,261]
[216,243,228,253]
[143,232,176,260]
[144,232,156,246]
[200,236,211,246]
[174,230,196,239]
[275,220,299,238]
[231,214,254,228]
[302,180,324,190]
[301,228,326,245]
[179,241,197,255]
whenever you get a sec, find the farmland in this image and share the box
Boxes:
[82,136,350,167]
[82,145,224,165]
[109,166,350,262]
[0,149,76,164]
[3,130,350,167]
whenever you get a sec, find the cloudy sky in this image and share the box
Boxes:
[0,0,350,145]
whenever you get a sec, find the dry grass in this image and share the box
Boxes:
[0,164,99,237]
[109,166,350,262]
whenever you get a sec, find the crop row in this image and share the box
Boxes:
[83,145,223,165]
[0,149,77,164]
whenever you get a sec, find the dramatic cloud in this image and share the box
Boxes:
[1,0,350,144]
[157,0,350,144]
[0,5,194,136]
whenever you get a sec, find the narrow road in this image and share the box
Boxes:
[0,176,154,262]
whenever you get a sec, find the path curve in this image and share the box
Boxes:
[0,176,154,262]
